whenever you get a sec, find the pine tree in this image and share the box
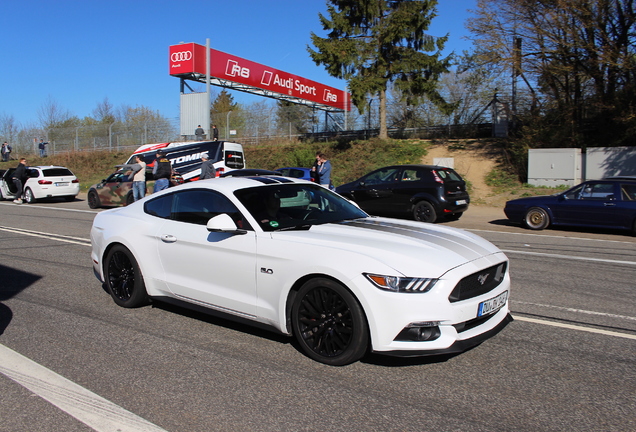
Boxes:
[308,0,452,139]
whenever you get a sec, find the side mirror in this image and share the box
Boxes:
[206,213,247,235]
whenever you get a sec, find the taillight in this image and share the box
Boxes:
[72,179,79,183]
[38,180,53,185]
[431,170,443,184]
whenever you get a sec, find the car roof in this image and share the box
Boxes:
[603,176,636,181]
[30,165,72,170]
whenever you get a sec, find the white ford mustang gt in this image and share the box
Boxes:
[91,176,512,365]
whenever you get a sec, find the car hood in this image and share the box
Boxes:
[334,181,357,193]
[506,194,561,205]
[272,217,504,277]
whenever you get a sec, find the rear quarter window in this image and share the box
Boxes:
[437,169,463,182]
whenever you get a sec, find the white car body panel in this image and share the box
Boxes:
[91,177,511,357]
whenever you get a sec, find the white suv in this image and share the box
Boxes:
[0,165,80,203]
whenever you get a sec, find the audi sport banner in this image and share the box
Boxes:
[169,42,350,111]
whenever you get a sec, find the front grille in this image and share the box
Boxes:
[449,262,507,303]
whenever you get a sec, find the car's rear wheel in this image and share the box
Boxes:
[24,188,36,204]
[104,245,148,308]
[291,278,369,366]
[413,201,437,223]
[87,190,101,209]
[125,192,135,206]
[524,207,550,230]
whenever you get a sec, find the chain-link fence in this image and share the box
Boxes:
[3,97,506,157]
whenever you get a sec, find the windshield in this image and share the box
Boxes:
[234,184,367,231]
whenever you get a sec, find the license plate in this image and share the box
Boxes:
[55,182,69,186]
[477,291,508,317]
[456,199,467,205]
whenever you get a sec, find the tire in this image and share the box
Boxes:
[87,190,101,209]
[524,207,550,230]
[291,278,369,366]
[125,192,135,206]
[24,188,36,204]
[413,201,437,223]
[104,245,148,308]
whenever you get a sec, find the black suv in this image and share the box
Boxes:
[335,165,470,223]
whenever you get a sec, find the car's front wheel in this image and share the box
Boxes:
[104,245,148,308]
[291,278,369,366]
[87,190,101,209]
[24,188,36,204]
[413,201,437,223]
[524,207,550,230]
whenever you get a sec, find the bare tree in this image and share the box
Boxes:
[0,113,20,144]
[93,97,116,123]
[37,96,72,131]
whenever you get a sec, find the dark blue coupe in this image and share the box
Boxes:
[504,178,636,235]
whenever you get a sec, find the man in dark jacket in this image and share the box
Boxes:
[152,151,172,192]
[11,158,28,204]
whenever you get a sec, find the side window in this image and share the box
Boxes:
[364,168,400,185]
[579,183,614,200]
[621,184,636,201]
[400,169,419,182]
[170,189,249,228]
[27,169,40,178]
[145,193,173,219]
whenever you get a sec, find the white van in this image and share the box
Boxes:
[125,140,245,181]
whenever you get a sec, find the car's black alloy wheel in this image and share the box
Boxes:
[87,190,100,209]
[292,278,369,366]
[104,245,148,308]
[413,201,437,223]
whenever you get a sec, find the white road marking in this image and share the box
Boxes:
[501,248,636,266]
[0,226,91,247]
[514,316,636,340]
[470,228,636,245]
[0,344,168,432]
[0,201,98,214]
[513,300,636,321]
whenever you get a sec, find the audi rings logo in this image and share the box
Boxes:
[171,51,192,62]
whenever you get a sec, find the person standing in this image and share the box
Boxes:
[195,125,205,140]
[316,153,332,188]
[199,153,215,180]
[130,155,147,201]
[11,158,28,204]
[310,151,321,183]
[38,139,48,157]
[1,142,11,162]
[212,125,219,141]
[152,151,172,192]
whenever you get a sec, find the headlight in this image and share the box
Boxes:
[364,273,438,293]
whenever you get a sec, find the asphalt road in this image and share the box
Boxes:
[0,197,634,432]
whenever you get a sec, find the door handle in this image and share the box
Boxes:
[604,203,615,207]
[161,234,177,243]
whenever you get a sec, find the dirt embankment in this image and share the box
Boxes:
[420,140,507,208]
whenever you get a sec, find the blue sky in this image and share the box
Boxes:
[1,0,476,126]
